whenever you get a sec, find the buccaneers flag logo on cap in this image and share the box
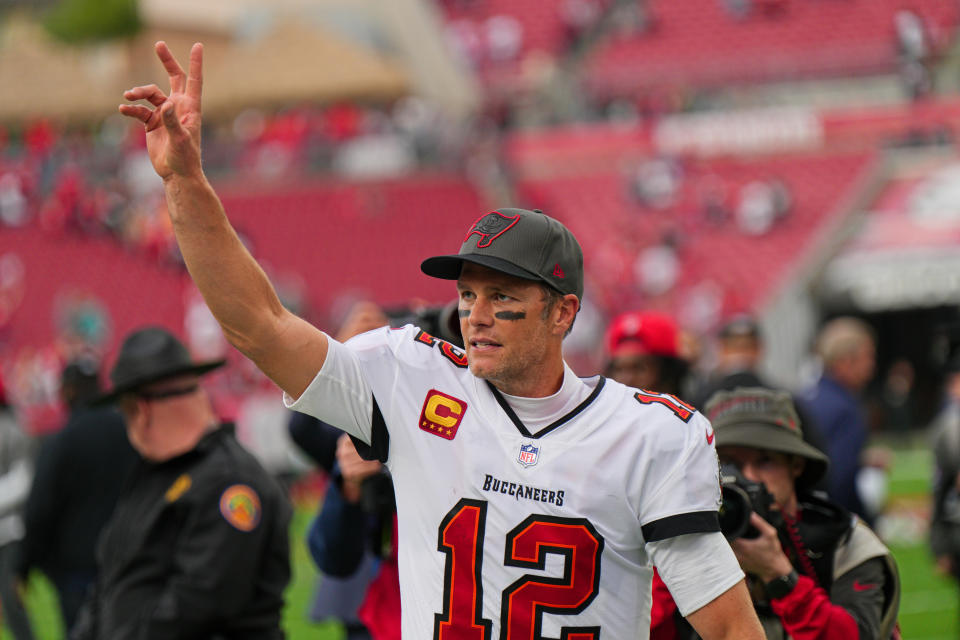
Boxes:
[464,211,521,248]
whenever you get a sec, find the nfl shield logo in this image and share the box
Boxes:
[517,443,539,467]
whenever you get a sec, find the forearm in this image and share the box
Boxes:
[164,174,286,357]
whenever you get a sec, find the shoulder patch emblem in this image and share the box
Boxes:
[219,484,262,532]
[165,473,192,503]
[419,389,467,440]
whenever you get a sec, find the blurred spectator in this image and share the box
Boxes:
[894,9,932,100]
[560,0,602,47]
[735,178,791,236]
[16,358,138,634]
[634,239,679,297]
[627,157,683,210]
[0,174,28,227]
[0,372,34,640]
[604,310,688,398]
[930,355,960,586]
[71,327,291,640]
[698,174,732,227]
[693,314,766,404]
[484,15,523,63]
[868,358,916,434]
[692,314,828,478]
[801,317,877,524]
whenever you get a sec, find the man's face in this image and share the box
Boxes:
[718,335,761,372]
[456,263,557,394]
[717,446,801,513]
[849,340,876,390]
[607,353,662,391]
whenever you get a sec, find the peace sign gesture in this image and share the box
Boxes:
[119,41,204,181]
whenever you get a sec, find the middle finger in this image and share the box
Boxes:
[155,41,187,94]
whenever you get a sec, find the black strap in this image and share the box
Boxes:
[642,511,720,542]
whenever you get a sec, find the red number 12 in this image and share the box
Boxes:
[435,499,604,640]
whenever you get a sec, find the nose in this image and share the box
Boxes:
[468,295,494,327]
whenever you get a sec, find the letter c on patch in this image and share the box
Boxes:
[425,394,463,427]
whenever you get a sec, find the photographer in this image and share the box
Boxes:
[705,387,900,640]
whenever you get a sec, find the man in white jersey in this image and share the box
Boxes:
[119,41,764,640]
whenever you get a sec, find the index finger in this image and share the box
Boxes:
[749,512,776,534]
[186,42,203,103]
[155,41,186,94]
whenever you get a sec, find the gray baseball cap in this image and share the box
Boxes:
[421,208,584,300]
[705,387,829,488]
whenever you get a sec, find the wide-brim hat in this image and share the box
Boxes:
[96,326,225,404]
[421,208,584,301]
[705,387,829,487]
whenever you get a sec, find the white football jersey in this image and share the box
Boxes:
[290,325,728,639]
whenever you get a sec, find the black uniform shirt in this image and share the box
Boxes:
[83,425,291,640]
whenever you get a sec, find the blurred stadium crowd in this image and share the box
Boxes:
[3,0,960,636]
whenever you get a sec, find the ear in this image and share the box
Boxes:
[553,294,580,336]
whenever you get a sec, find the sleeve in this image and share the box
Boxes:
[647,531,744,616]
[142,476,291,638]
[639,411,722,541]
[16,435,61,577]
[768,557,887,640]
[283,330,390,445]
[307,476,369,577]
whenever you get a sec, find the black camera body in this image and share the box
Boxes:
[718,463,783,540]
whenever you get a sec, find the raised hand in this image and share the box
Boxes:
[119,41,204,181]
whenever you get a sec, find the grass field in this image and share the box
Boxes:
[4,435,958,639]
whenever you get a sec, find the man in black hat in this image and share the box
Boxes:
[71,327,291,640]
[118,43,764,639]
[17,358,138,634]
[702,387,900,640]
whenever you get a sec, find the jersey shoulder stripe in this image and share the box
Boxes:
[347,324,470,372]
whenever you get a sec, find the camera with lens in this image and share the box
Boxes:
[718,463,783,540]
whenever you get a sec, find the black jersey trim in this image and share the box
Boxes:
[484,376,606,439]
[641,511,720,542]
[351,393,389,463]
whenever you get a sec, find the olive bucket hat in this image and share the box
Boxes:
[704,387,829,488]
